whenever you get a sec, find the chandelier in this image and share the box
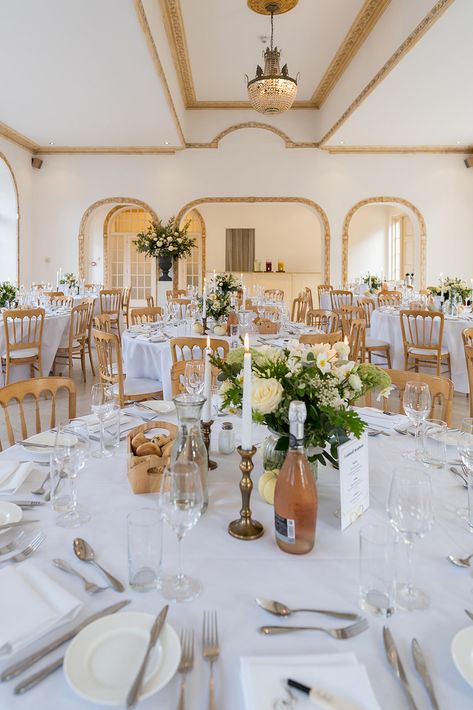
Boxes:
[246,2,298,115]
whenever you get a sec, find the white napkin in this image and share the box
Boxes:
[75,412,136,434]
[353,406,408,431]
[0,562,83,657]
[241,653,381,710]
[0,461,34,495]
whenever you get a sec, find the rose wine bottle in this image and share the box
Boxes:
[274,401,318,554]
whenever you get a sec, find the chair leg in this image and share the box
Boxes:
[81,347,86,383]
[87,342,96,376]
[68,352,73,378]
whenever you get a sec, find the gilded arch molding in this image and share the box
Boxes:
[0,151,20,284]
[77,197,158,279]
[186,123,318,149]
[176,196,331,285]
[342,196,427,288]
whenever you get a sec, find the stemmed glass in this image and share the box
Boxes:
[402,381,431,460]
[387,466,434,610]
[457,418,473,531]
[90,383,114,458]
[54,421,90,527]
[184,361,205,395]
[160,461,203,602]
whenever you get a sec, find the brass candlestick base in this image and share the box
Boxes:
[228,446,264,540]
[202,316,209,335]
[201,420,218,470]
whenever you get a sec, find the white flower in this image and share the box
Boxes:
[334,361,355,380]
[153,236,158,241]
[177,237,182,243]
[251,377,283,415]
[377,385,394,400]
[167,236,172,242]
[174,231,178,235]
[316,351,331,373]
[168,245,174,251]
[333,341,350,359]
[348,373,362,391]
[157,240,163,247]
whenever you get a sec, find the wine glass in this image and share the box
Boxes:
[402,381,431,460]
[160,461,203,602]
[90,383,114,458]
[387,466,434,610]
[184,361,205,395]
[54,421,91,527]
[457,418,473,531]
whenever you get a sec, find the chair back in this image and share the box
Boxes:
[100,289,122,316]
[348,318,366,362]
[291,296,308,323]
[43,291,64,298]
[254,318,279,335]
[299,331,343,346]
[130,307,163,325]
[93,329,124,404]
[67,302,89,345]
[170,337,229,364]
[358,298,376,327]
[171,360,220,397]
[400,310,444,357]
[381,369,453,426]
[264,289,284,301]
[341,304,363,338]
[0,377,76,450]
[317,284,333,302]
[48,295,73,310]
[166,289,187,301]
[93,313,112,332]
[462,327,473,346]
[121,287,131,325]
[303,287,313,310]
[465,344,473,417]
[146,294,155,308]
[330,290,353,313]
[305,309,339,333]
[378,291,402,307]
[3,308,45,356]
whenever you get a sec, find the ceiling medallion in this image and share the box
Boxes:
[246,2,298,114]
[247,0,298,15]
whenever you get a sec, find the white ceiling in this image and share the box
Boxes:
[0,0,471,150]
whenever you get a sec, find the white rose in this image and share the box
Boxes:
[168,245,174,251]
[167,236,172,241]
[174,231,178,235]
[157,240,163,247]
[348,373,362,391]
[251,377,283,415]
[333,341,350,359]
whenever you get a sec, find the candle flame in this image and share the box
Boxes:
[244,333,250,352]
[344,335,348,345]
[207,335,210,348]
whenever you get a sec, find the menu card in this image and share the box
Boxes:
[338,432,369,530]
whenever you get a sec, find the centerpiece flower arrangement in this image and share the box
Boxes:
[211,340,392,467]
[214,272,241,295]
[200,273,242,323]
[59,272,78,289]
[0,281,17,308]
[134,217,194,259]
[428,276,471,302]
[363,273,382,293]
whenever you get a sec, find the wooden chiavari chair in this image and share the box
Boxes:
[303,287,313,310]
[48,295,73,310]
[146,294,155,308]
[83,297,96,376]
[166,289,187,301]
[99,289,122,335]
[43,291,64,298]
[375,369,453,426]
[93,314,112,332]
[341,304,363,338]
[317,284,333,305]
[400,310,451,377]
[299,331,343,346]
[357,297,391,368]
[264,289,284,301]
[0,376,76,451]
[93,329,162,407]
[330,290,353,314]
[291,296,309,323]
[378,291,402,307]
[130,307,163,325]
[170,337,229,365]
[348,318,366,363]
[305,309,339,333]
[121,287,131,329]
[171,360,220,397]
[53,302,90,381]
[1,308,45,385]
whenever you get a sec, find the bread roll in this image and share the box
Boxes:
[136,442,161,457]
[161,440,174,459]
[152,434,171,448]
[131,433,147,452]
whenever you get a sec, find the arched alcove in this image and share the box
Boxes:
[0,152,19,283]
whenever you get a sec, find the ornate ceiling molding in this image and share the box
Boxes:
[341,196,427,288]
[319,0,456,146]
[0,121,40,152]
[0,151,20,284]
[186,122,318,149]
[175,196,331,285]
[322,144,473,154]
[133,0,186,147]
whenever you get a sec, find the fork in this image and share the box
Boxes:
[202,611,219,710]
[31,471,51,496]
[0,532,46,565]
[259,618,369,639]
[177,629,194,710]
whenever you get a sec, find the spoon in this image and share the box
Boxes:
[447,552,473,568]
[30,471,51,496]
[465,609,473,622]
[73,538,125,592]
[52,558,108,594]
[394,426,409,435]
[255,597,359,621]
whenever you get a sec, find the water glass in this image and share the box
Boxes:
[50,453,72,513]
[102,404,121,455]
[184,361,205,395]
[359,524,397,616]
[402,381,431,460]
[90,383,114,458]
[127,508,163,592]
[421,418,447,469]
[458,418,473,531]
[54,421,91,527]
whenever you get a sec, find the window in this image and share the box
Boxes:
[107,208,154,304]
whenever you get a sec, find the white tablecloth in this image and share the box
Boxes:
[0,414,472,708]
[370,308,472,393]
[0,313,70,386]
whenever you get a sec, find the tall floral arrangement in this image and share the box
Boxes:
[214,272,241,295]
[212,341,392,467]
[0,281,17,308]
[432,276,471,301]
[134,217,195,259]
[201,272,241,322]
[59,272,78,288]
[363,273,382,293]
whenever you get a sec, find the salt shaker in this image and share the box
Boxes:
[218,422,235,454]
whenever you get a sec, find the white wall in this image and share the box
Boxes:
[197,202,322,273]
[0,129,472,288]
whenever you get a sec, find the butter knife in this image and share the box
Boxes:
[126,605,169,708]
[15,441,53,449]
[3,599,131,682]
[383,626,419,710]
[10,501,46,508]
[411,638,440,710]
[0,520,39,531]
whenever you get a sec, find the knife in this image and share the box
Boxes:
[126,605,169,708]
[0,520,39,531]
[411,638,440,710]
[383,626,419,710]
[9,501,46,508]
[2,599,131,682]
[15,441,53,449]
[287,678,363,710]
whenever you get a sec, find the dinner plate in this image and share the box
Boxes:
[64,612,180,705]
[20,431,77,456]
[0,501,22,535]
[140,401,175,414]
[451,626,473,688]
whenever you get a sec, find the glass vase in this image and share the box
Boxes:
[171,394,208,513]
[262,430,319,480]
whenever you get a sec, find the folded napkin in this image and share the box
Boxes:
[353,406,408,431]
[0,461,34,495]
[0,562,83,657]
[75,412,136,434]
[241,653,381,710]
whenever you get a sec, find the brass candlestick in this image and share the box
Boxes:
[202,316,209,335]
[228,446,264,540]
[201,420,217,470]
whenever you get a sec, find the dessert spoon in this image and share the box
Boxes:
[255,597,359,621]
[447,552,473,568]
[73,537,125,592]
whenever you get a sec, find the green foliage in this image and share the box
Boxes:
[134,217,195,260]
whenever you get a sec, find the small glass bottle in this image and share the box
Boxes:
[171,394,208,513]
[273,401,318,555]
[218,422,235,454]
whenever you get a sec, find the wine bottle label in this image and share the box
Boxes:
[275,512,295,544]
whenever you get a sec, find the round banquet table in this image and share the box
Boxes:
[0,312,70,386]
[0,413,473,709]
[370,308,473,393]
[319,293,363,311]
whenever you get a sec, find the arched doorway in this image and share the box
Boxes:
[342,197,426,288]
[0,152,19,283]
